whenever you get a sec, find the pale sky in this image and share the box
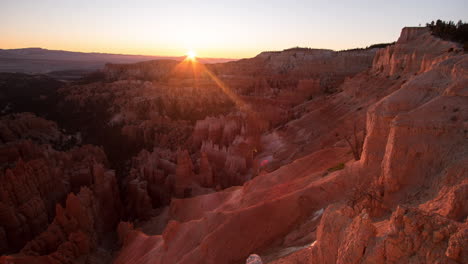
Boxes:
[1,0,467,58]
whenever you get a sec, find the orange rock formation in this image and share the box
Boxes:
[1,27,466,264]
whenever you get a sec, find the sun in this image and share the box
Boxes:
[186,50,197,60]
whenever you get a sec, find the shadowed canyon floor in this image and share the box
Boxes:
[0,27,467,264]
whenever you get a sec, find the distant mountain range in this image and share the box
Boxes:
[0,48,236,77]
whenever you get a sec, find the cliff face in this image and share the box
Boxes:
[372,27,460,77]
[113,28,467,264]
[270,28,468,264]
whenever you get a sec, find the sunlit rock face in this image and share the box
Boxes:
[308,204,467,264]
[112,28,467,264]
[372,27,458,77]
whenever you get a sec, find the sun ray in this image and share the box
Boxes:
[167,54,260,122]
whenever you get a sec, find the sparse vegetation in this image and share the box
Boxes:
[426,20,468,51]
[339,42,395,52]
[327,162,345,172]
[283,47,315,52]
[347,183,388,215]
[345,123,367,161]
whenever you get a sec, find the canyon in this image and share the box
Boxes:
[0,27,466,264]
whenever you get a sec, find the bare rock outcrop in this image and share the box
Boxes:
[246,254,263,264]
[0,114,118,257]
[197,151,214,187]
[174,150,195,198]
[372,27,459,77]
[0,143,111,253]
[310,204,467,264]
[0,162,120,263]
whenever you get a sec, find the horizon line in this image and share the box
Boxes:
[0,38,400,61]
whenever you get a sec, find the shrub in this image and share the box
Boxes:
[345,123,367,161]
[327,163,345,172]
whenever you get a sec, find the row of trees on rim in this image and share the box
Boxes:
[426,20,468,51]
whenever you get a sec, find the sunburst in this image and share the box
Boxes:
[186,50,197,60]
